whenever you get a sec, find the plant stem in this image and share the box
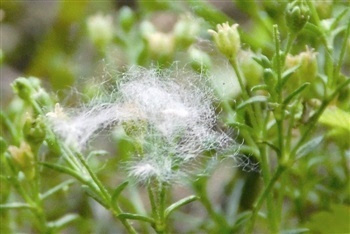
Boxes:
[230,58,259,131]
[246,165,285,234]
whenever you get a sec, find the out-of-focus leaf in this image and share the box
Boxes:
[48,213,79,230]
[41,179,75,200]
[231,211,252,231]
[118,213,154,224]
[319,106,350,132]
[296,136,323,159]
[305,204,350,233]
[236,95,268,110]
[0,202,33,210]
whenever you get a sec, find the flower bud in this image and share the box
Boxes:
[314,0,333,19]
[174,14,200,48]
[285,0,310,33]
[145,31,175,59]
[23,114,46,146]
[285,47,318,83]
[11,78,31,100]
[238,50,263,87]
[208,23,240,60]
[8,142,35,179]
[119,6,135,32]
[87,13,114,48]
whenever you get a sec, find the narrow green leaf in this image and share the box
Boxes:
[250,84,268,92]
[278,65,300,90]
[118,213,155,224]
[41,179,75,200]
[82,185,109,209]
[236,96,268,110]
[257,141,280,154]
[296,136,324,159]
[232,211,252,231]
[40,162,87,184]
[330,8,349,30]
[0,202,33,210]
[283,83,310,105]
[86,150,108,161]
[111,181,129,207]
[48,213,79,229]
[165,195,198,219]
[227,121,253,131]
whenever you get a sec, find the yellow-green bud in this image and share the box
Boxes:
[174,14,200,48]
[11,77,37,100]
[87,13,114,48]
[119,6,135,32]
[23,114,46,145]
[285,0,310,33]
[285,47,318,83]
[145,31,175,58]
[238,50,263,87]
[208,23,240,60]
[314,0,333,19]
[8,142,35,180]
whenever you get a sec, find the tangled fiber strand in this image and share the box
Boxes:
[47,67,241,183]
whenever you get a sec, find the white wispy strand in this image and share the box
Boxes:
[47,67,236,183]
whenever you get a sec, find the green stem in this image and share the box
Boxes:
[230,58,259,131]
[246,166,285,234]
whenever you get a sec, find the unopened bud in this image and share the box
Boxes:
[119,6,135,32]
[145,31,175,58]
[87,13,114,48]
[11,78,35,100]
[8,142,35,179]
[208,23,240,60]
[285,47,318,82]
[23,114,46,146]
[285,0,310,33]
[174,14,200,48]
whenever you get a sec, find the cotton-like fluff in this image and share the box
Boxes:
[47,67,234,183]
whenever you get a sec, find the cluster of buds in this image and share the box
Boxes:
[285,46,318,97]
[285,46,318,82]
[285,0,310,33]
[23,114,46,146]
[11,77,52,108]
[208,22,241,60]
[8,142,35,179]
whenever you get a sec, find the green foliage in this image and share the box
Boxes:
[1,0,349,233]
